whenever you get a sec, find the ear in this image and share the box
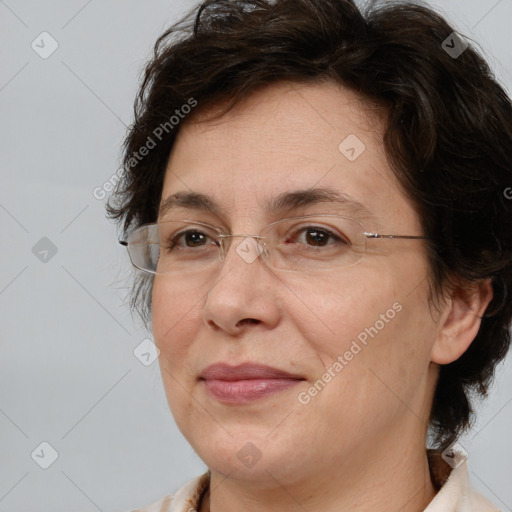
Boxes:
[431,278,493,365]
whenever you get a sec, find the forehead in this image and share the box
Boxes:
[176,80,384,162]
[160,81,418,231]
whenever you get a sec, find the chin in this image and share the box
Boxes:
[190,430,306,484]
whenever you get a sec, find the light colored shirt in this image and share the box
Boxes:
[131,451,500,512]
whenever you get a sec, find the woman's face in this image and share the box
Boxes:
[152,81,440,485]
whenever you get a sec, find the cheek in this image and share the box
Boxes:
[303,293,435,442]
[152,279,204,429]
[152,278,201,368]
[287,271,397,362]
[299,266,434,393]
[344,284,436,413]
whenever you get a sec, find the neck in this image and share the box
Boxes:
[202,430,437,512]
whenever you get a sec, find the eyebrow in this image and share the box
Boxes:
[158,187,379,226]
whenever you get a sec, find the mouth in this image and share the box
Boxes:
[199,362,306,404]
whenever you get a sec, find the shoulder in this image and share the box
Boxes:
[129,471,210,512]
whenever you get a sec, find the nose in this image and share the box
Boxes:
[201,234,281,336]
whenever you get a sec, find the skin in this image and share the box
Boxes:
[151,80,493,512]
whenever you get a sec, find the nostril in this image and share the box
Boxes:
[236,318,259,327]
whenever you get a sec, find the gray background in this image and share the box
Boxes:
[0,0,511,511]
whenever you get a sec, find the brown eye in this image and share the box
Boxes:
[178,230,210,248]
[289,226,349,248]
[163,227,220,254]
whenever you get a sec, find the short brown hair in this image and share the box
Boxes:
[107,0,512,452]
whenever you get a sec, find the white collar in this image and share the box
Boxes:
[424,457,499,511]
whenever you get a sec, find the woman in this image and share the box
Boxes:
[108,0,512,510]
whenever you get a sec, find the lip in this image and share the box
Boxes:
[200,362,304,381]
[199,363,305,404]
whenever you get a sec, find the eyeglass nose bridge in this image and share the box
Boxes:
[217,233,270,263]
